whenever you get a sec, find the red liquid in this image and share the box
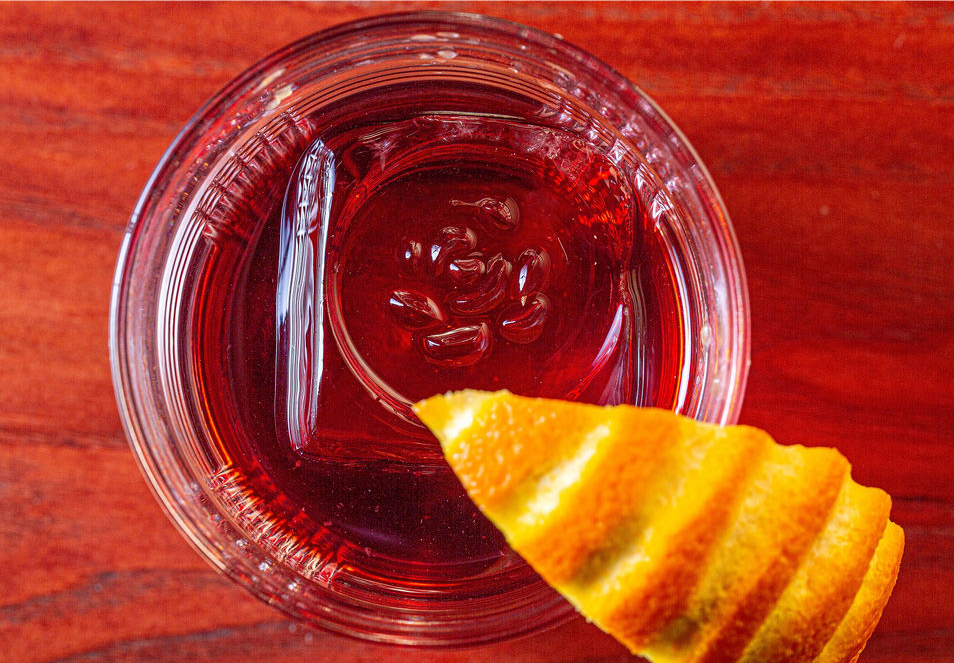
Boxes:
[193,100,686,592]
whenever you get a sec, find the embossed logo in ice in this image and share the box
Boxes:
[276,115,670,463]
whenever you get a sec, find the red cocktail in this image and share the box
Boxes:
[112,12,748,646]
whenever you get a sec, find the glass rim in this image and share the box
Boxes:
[109,9,750,647]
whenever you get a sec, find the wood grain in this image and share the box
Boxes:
[1,2,951,661]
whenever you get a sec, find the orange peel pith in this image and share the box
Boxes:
[413,390,903,663]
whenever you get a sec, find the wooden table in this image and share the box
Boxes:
[2,2,951,661]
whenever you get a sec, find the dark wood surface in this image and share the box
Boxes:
[2,2,952,661]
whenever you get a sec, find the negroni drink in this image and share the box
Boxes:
[113,13,749,645]
[205,109,686,580]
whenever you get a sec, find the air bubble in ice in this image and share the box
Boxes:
[396,238,424,276]
[451,196,520,231]
[511,248,551,301]
[419,322,492,367]
[447,256,486,286]
[448,254,512,316]
[388,289,446,330]
[498,293,551,344]
[429,225,477,274]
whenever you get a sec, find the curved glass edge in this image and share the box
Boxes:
[633,94,750,425]
[109,9,749,647]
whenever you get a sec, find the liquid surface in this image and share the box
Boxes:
[195,105,685,589]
